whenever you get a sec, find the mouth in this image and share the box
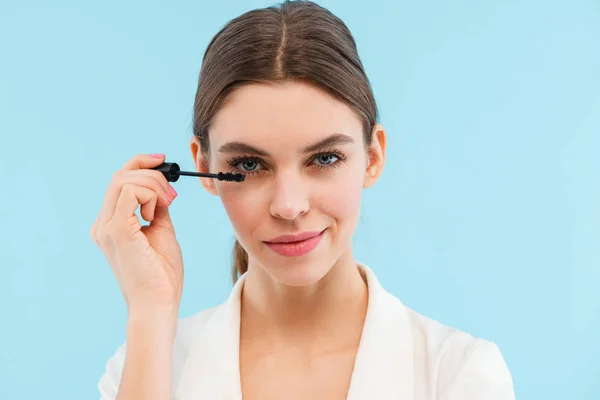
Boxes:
[264,229,326,257]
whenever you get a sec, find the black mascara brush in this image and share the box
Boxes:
[152,162,245,183]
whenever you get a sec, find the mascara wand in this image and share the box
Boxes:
[152,162,245,183]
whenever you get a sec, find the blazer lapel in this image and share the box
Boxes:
[174,276,245,400]
[175,264,414,399]
[346,264,415,399]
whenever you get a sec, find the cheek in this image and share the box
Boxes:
[314,166,364,226]
[218,183,266,237]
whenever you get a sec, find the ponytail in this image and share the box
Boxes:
[231,239,249,284]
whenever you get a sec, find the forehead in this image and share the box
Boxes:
[210,81,363,149]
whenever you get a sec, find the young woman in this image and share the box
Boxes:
[93,1,514,399]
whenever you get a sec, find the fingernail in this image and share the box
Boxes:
[168,184,178,197]
[150,153,165,158]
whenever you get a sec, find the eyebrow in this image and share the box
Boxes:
[218,133,355,157]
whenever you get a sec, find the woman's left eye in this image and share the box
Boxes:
[312,153,339,166]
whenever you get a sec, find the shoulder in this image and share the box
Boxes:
[404,305,515,399]
[97,305,222,399]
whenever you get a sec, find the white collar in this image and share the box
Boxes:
[175,263,414,399]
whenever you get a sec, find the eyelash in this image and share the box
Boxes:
[226,149,347,176]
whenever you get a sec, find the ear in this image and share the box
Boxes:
[190,136,219,196]
[363,124,386,189]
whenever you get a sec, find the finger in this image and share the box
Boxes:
[99,153,168,220]
[151,203,174,231]
[122,169,174,209]
[90,217,100,245]
[110,184,157,227]
[133,169,174,200]
[123,153,167,171]
[140,194,158,222]
[100,171,173,222]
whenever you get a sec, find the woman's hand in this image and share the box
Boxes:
[91,154,184,320]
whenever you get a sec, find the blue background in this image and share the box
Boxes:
[1,0,598,398]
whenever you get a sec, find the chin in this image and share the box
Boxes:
[262,257,333,287]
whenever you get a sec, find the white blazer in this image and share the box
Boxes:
[99,263,515,399]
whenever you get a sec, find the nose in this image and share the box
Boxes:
[269,171,310,220]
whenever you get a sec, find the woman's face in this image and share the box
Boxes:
[192,80,385,286]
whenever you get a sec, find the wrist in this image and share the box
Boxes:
[128,302,179,321]
[127,307,179,339]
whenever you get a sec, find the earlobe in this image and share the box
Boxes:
[363,124,386,189]
[190,136,219,196]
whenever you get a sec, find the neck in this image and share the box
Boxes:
[240,248,368,354]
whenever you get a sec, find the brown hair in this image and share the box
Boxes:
[192,0,378,283]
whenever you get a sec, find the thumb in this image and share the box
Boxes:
[151,204,174,230]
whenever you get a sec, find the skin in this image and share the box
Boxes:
[190,80,386,399]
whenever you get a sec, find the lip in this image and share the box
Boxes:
[264,229,326,257]
[266,230,324,243]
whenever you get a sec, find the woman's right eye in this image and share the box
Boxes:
[229,157,264,174]
[238,159,259,171]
